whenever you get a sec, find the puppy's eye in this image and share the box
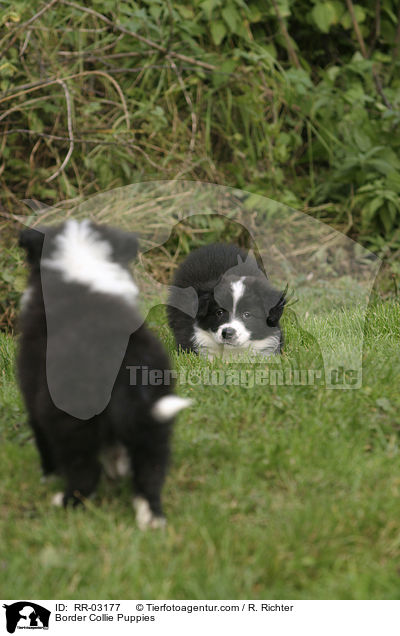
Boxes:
[215,309,225,317]
[242,312,251,319]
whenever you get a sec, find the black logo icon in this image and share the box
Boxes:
[3,602,51,634]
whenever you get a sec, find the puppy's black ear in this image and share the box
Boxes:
[19,227,45,265]
[197,289,211,318]
[100,226,139,263]
[266,285,288,327]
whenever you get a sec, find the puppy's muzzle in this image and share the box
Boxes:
[221,327,236,341]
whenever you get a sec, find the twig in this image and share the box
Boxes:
[19,29,32,57]
[168,58,197,152]
[0,0,60,57]
[373,68,393,109]
[57,34,124,58]
[368,0,381,56]
[46,79,74,182]
[0,63,229,102]
[0,70,131,128]
[345,0,392,108]
[61,0,216,71]
[0,128,174,172]
[345,0,368,58]
[57,48,145,59]
[93,71,130,129]
[392,273,398,298]
[0,95,54,124]
[270,0,300,68]
[392,2,400,60]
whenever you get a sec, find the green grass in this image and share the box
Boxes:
[1,299,400,599]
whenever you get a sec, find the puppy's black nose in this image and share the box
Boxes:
[221,327,236,340]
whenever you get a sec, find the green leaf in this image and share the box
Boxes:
[210,20,227,45]
[200,0,221,20]
[380,207,394,234]
[312,2,339,33]
[221,4,239,33]
[175,5,194,19]
[353,129,371,153]
[362,197,383,223]
[353,5,366,23]
[340,11,351,29]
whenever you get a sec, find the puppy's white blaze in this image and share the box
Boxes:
[151,395,192,422]
[231,277,246,315]
[133,496,166,530]
[41,219,138,303]
[52,491,64,507]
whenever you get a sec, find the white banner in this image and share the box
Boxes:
[1,600,399,636]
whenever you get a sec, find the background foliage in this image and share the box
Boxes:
[0,0,399,329]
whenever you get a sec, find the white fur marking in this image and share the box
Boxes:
[40,474,57,484]
[116,453,131,477]
[251,333,281,355]
[192,325,222,358]
[193,324,280,360]
[216,318,251,347]
[41,219,138,303]
[231,277,245,315]
[52,491,64,507]
[151,395,192,422]
[193,323,252,358]
[100,444,131,479]
[133,496,166,530]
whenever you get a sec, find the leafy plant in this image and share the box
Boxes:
[0,0,399,332]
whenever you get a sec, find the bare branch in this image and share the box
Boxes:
[1,0,60,56]
[46,79,74,182]
[0,129,174,172]
[168,58,197,152]
[345,0,368,58]
[271,0,300,69]
[61,0,216,71]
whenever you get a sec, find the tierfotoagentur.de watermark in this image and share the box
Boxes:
[126,365,359,388]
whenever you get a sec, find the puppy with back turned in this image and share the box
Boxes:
[18,219,190,529]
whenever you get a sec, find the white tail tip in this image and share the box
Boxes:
[151,395,192,422]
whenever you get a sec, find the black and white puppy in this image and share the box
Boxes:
[167,243,286,359]
[18,219,190,529]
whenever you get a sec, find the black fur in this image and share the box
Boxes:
[167,243,286,356]
[17,221,184,525]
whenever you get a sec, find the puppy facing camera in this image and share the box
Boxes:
[167,243,287,360]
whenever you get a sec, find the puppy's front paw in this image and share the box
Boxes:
[133,497,166,530]
[51,491,64,507]
[51,491,86,508]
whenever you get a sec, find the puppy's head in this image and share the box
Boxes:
[195,273,286,351]
[19,220,138,270]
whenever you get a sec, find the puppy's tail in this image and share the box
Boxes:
[151,395,192,422]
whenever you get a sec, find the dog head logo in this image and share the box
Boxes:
[2,602,50,633]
